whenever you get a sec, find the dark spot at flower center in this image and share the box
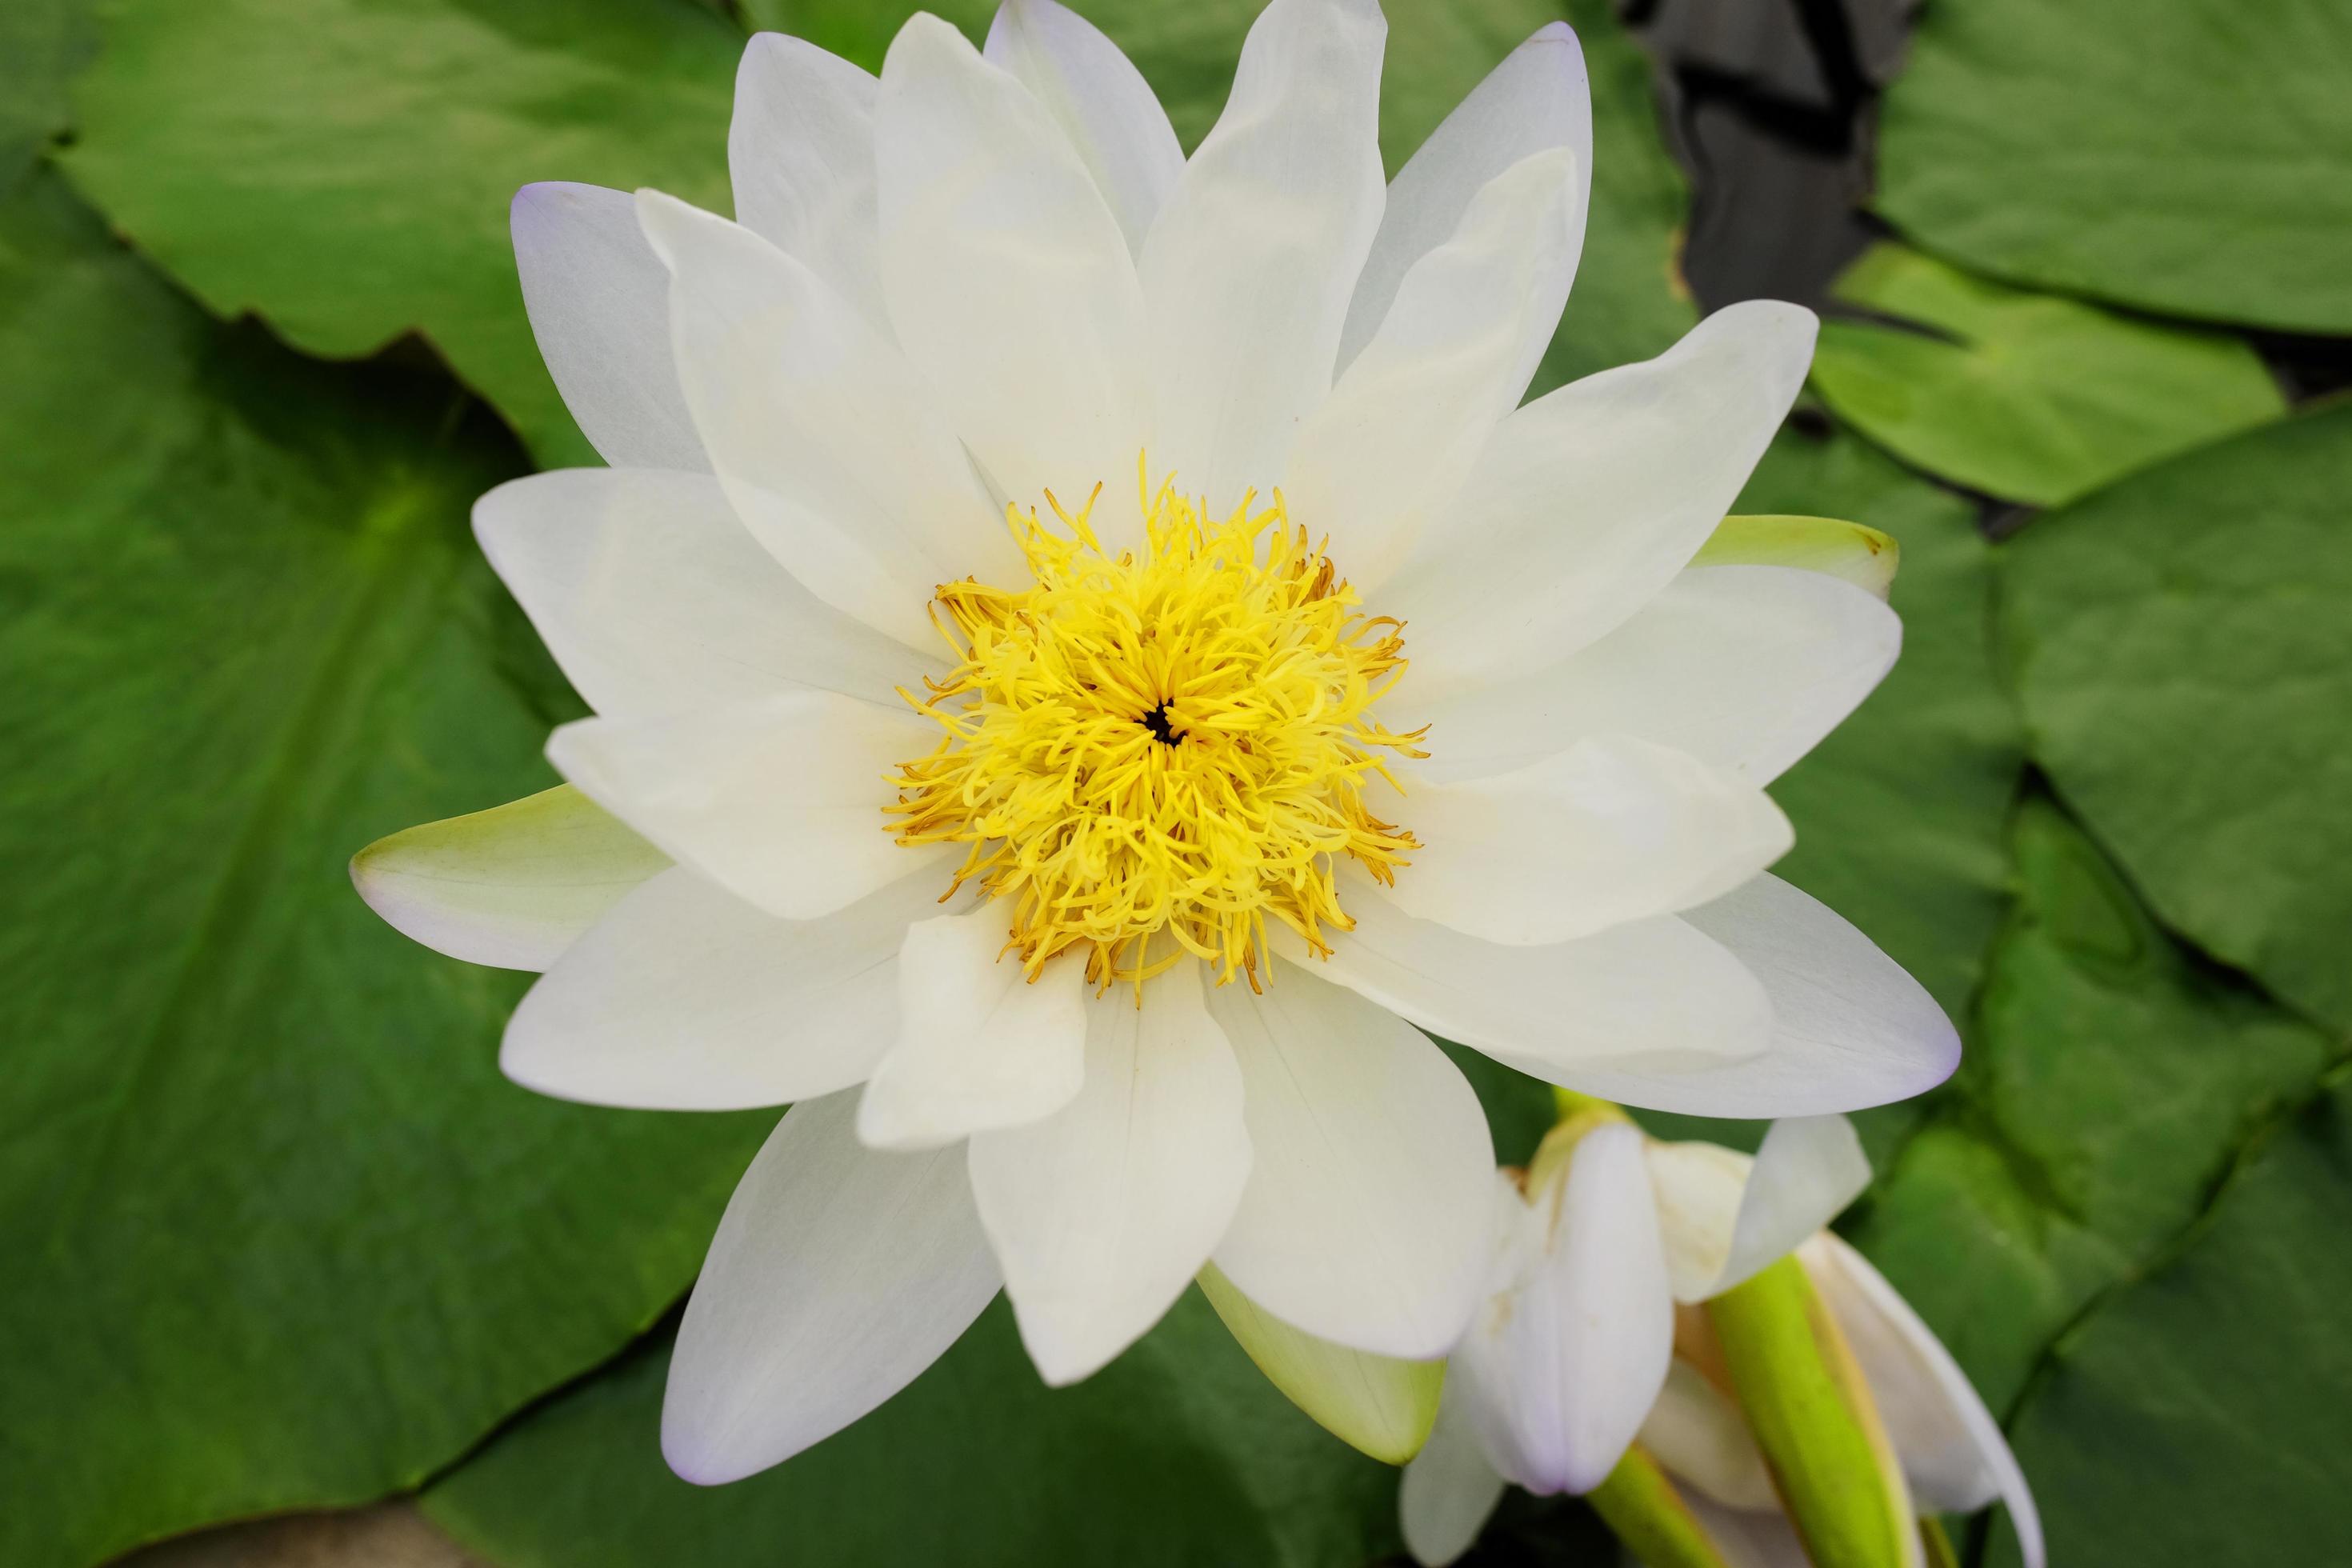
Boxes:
[1141,702,1183,746]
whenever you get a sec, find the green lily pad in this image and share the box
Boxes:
[1847,797,2331,1405]
[1843,797,2335,1565]
[0,0,90,179]
[1810,244,2286,507]
[61,0,750,469]
[2000,402,2352,1038]
[57,0,1689,466]
[424,1292,1398,1568]
[1875,0,2352,334]
[0,171,769,1568]
[1986,1067,2352,1567]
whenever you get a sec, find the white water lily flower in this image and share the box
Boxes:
[1399,1118,2042,1568]
[351,0,1958,1483]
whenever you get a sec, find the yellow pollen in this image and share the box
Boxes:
[887,458,1428,994]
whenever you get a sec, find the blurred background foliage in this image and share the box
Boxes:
[2,0,2346,1564]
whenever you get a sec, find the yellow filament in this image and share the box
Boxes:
[887,459,1426,992]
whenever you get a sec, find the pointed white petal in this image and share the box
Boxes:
[474,466,933,720]
[636,190,1014,649]
[1639,1359,1779,1510]
[1384,301,1819,702]
[1647,1114,1870,1302]
[982,0,1182,256]
[546,690,948,922]
[1138,0,1386,513]
[1671,874,1962,1115]
[510,182,706,471]
[1290,872,1771,1081]
[1804,1235,2045,1568]
[1399,1386,1508,1567]
[350,786,667,971]
[1340,22,1590,372]
[729,34,890,334]
[1206,961,1494,1358]
[1398,565,1902,789]
[1458,1125,1672,1494]
[499,864,953,1111]
[1384,736,1794,946]
[876,14,1147,528]
[857,908,1090,1150]
[968,964,1250,1383]
[1290,147,1582,588]
[662,1092,999,1484]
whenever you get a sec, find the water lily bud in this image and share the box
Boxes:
[1706,1254,1920,1568]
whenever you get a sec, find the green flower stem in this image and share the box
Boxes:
[1587,1446,1735,1568]
[1919,1515,1961,1568]
[1707,1256,1916,1568]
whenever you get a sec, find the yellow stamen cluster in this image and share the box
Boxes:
[889,466,1426,991]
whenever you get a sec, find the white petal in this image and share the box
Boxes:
[968,963,1250,1383]
[474,466,934,720]
[1289,147,1582,588]
[1339,22,1590,372]
[546,690,948,922]
[857,908,1090,1150]
[1681,1494,1815,1568]
[499,863,955,1111]
[1290,871,1771,1082]
[729,34,890,334]
[636,190,1014,649]
[1399,1386,1507,1567]
[1457,1124,1671,1494]
[982,0,1182,256]
[1638,1359,1778,1510]
[1646,1114,1870,1302]
[1398,565,1903,789]
[1206,960,1494,1358]
[1383,300,1819,703]
[350,786,668,971]
[1384,735,1794,946]
[510,182,706,471]
[1138,0,1386,513]
[875,14,1147,530]
[662,1091,999,1483]
[1670,874,1962,1115]
[1804,1234,2045,1568]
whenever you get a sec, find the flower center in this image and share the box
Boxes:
[887,462,1426,992]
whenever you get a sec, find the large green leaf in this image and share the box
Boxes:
[1874,0,2352,334]
[1844,797,2337,1564]
[2000,402,2352,1038]
[0,171,769,1568]
[60,0,748,469]
[1988,1066,2352,1568]
[0,0,89,179]
[1809,243,2286,507]
[423,1292,1398,1568]
[58,0,1690,467]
